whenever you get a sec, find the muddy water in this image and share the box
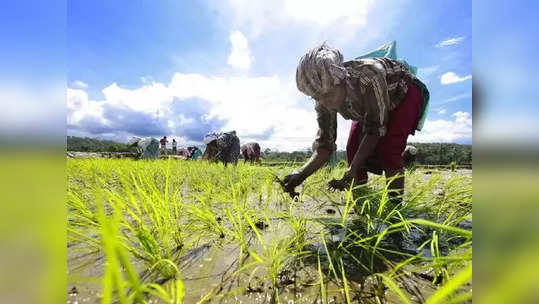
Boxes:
[67,245,104,304]
[68,169,471,303]
[68,211,462,303]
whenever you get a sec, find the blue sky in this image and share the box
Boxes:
[67,0,472,150]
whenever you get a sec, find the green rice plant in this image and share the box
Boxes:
[425,264,472,304]
[144,278,185,304]
[94,186,144,304]
[186,195,226,240]
[67,158,472,303]
[339,258,352,304]
[317,253,327,304]
[377,273,413,304]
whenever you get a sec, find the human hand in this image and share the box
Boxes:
[328,170,354,191]
[278,172,303,198]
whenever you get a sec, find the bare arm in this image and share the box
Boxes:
[281,101,336,195]
[297,101,336,181]
[298,148,331,180]
[281,148,330,196]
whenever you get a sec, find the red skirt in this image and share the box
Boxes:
[346,82,423,171]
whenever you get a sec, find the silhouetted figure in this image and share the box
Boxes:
[202,131,240,166]
[241,142,261,164]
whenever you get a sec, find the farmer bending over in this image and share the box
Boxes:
[187,146,202,160]
[128,137,160,159]
[241,142,261,164]
[202,131,240,166]
[282,44,428,202]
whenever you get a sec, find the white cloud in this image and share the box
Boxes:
[438,109,446,115]
[207,0,379,42]
[438,93,471,105]
[284,0,371,25]
[168,72,318,148]
[436,36,465,48]
[72,80,88,89]
[67,2,464,149]
[68,72,473,149]
[67,88,107,127]
[227,30,252,70]
[101,82,173,114]
[67,71,324,151]
[409,111,472,142]
[440,72,472,85]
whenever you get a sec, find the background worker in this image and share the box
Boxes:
[202,131,240,166]
[160,136,168,155]
[241,142,261,164]
[172,138,177,155]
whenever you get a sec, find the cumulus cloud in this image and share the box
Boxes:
[409,111,472,143]
[68,73,474,148]
[440,72,472,85]
[67,72,474,149]
[227,30,252,70]
[436,36,465,48]
[67,71,323,150]
[167,72,319,150]
[67,2,469,149]
[67,88,106,128]
[438,109,446,115]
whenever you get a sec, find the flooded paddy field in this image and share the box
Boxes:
[68,159,471,303]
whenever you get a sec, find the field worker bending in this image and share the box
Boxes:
[282,44,429,203]
[241,142,261,164]
[128,137,160,159]
[187,146,202,160]
[202,131,240,166]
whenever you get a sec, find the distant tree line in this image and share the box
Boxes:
[408,143,472,165]
[262,143,471,165]
[67,136,132,152]
[67,136,471,165]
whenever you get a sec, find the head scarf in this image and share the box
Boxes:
[203,131,220,144]
[404,145,418,155]
[127,136,142,146]
[296,43,348,98]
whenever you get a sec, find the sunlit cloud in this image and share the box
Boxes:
[441,72,472,85]
[436,36,465,48]
[227,30,252,70]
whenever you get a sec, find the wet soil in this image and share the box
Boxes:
[67,169,472,303]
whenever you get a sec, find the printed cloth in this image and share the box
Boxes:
[203,131,240,164]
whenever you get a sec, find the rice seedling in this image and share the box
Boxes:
[67,158,472,303]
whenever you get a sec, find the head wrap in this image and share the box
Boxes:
[404,145,418,155]
[127,136,142,146]
[296,43,348,98]
[203,131,220,144]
